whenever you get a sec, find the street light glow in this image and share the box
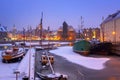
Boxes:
[112,31,116,35]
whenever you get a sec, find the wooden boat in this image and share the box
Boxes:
[1,46,25,63]
[73,40,91,55]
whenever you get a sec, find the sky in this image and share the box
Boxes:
[0,0,120,31]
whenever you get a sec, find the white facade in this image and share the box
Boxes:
[100,11,120,43]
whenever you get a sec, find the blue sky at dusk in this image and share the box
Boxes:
[0,0,120,31]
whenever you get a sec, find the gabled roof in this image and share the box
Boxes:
[102,11,120,24]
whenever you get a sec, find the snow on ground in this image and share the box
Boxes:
[50,46,110,70]
[0,51,19,80]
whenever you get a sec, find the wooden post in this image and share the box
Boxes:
[14,70,20,80]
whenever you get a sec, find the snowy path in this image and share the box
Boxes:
[50,46,110,70]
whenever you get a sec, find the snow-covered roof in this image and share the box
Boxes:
[0,25,7,32]
[102,11,120,24]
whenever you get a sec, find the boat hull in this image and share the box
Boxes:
[90,42,112,55]
[2,52,25,63]
[73,50,89,55]
[2,53,25,63]
[1,47,25,63]
[73,40,91,55]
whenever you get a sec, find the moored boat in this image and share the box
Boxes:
[73,40,91,55]
[90,42,113,55]
[1,46,25,63]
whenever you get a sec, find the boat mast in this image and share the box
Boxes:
[48,26,50,51]
[23,27,25,46]
[40,12,43,46]
[79,16,84,39]
[102,17,104,42]
[29,26,32,80]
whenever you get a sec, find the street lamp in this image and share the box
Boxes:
[112,31,116,35]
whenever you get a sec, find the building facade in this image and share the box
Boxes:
[100,11,120,42]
